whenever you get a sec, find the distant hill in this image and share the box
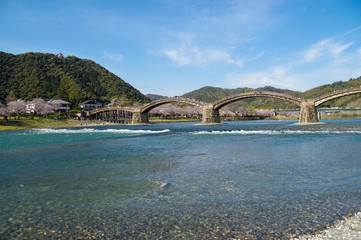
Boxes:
[182,86,250,103]
[302,77,361,107]
[182,86,302,109]
[146,94,168,101]
[181,77,361,109]
[2,51,360,109]
[0,51,150,104]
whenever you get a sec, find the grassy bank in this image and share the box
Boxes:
[320,112,361,120]
[0,119,105,131]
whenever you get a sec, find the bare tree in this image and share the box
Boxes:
[6,90,18,102]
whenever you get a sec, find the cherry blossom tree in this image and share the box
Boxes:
[0,105,9,120]
[225,104,251,117]
[149,104,202,118]
[27,98,57,115]
[7,100,26,119]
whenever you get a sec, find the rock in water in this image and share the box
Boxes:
[159,182,170,188]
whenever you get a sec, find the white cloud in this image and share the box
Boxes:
[103,53,124,62]
[226,37,361,92]
[303,39,352,62]
[343,25,361,36]
[163,40,243,67]
[226,67,297,89]
[164,49,191,66]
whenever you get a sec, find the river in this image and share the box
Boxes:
[1,119,360,239]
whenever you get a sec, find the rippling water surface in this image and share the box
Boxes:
[1,120,361,239]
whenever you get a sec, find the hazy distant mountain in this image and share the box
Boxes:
[146,94,168,101]
[0,51,150,104]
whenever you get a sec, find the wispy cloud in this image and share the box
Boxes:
[343,25,361,36]
[163,36,243,68]
[303,39,352,62]
[164,44,243,68]
[226,36,361,91]
[226,67,298,89]
[158,0,279,68]
[103,53,124,63]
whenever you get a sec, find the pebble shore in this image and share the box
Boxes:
[293,212,361,240]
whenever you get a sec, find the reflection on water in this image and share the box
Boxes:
[1,120,361,239]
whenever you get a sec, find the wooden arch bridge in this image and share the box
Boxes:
[89,89,361,124]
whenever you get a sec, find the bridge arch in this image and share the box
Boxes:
[213,91,302,110]
[140,97,205,113]
[314,89,361,107]
[89,107,135,124]
[90,107,135,115]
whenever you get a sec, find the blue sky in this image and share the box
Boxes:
[1,0,361,96]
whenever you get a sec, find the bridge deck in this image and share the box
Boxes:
[314,89,361,106]
[87,88,361,124]
[213,91,302,109]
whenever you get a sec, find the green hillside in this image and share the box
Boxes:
[1,51,360,110]
[182,86,302,109]
[182,77,361,109]
[302,77,361,107]
[0,52,150,104]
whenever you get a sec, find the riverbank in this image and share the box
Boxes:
[1,114,361,131]
[0,119,115,131]
[293,212,361,239]
[0,118,204,131]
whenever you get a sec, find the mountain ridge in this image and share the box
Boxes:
[1,51,360,109]
[181,77,361,108]
[0,51,150,104]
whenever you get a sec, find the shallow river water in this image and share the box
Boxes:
[1,119,361,239]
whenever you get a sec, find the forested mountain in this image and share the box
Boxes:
[0,51,150,104]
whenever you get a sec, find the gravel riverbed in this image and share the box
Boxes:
[293,212,361,240]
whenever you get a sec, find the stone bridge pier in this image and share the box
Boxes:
[202,105,221,124]
[299,101,318,123]
[131,110,149,124]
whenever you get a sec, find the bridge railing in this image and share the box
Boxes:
[149,97,206,105]
[214,90,302,106]
[89,106,136,114]
[311,87,361,102]
[140,97,206,112]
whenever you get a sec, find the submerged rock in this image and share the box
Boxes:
[159,182,170,188]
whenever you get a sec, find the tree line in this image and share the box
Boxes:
[0,98,61,120]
